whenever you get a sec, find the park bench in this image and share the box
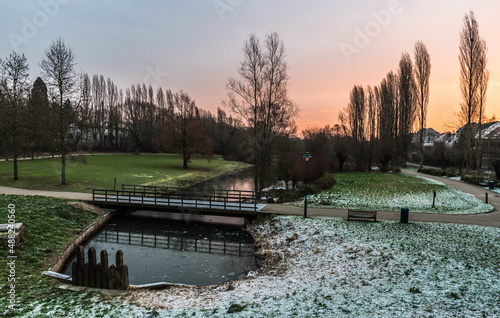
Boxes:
[347,209,377,222]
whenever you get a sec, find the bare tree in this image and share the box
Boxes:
[340,85,366,145]
[377,71,399,171]
[414,41,431,168]
[366,85,378,169]
[123,84,157,154]
[398,52,417,165]
[378,71,399,141]
[156,91,213,169]
[477,40,489,170]
[0,51,30,180]
[225,32,298,190]
[458,10,487,170]
[39,38,78,185]
[339,85,367,169]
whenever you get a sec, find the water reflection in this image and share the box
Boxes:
[190,167,255,193]
[63,216,258,286]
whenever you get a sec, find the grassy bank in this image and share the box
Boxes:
[0,154,250,193]
[1,195,499,317]
[305,172,492,214]
[0,195,125,317]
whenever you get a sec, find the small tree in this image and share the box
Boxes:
[39,38,78,185]
[0,51,30,180]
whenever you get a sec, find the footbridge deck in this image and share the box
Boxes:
[92,184,268,217]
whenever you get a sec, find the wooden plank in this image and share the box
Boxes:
[100,249,109,289]
[88,247,96,288]
[116,250,124,269]
[120,265,129,290]
[83,263,89,287]
[96,263,102,288]
[76,246,84,286]
[108,265,116,290]
[71,262,78,285]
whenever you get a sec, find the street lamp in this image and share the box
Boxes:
[304,152,311,218]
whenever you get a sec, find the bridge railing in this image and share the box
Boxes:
[120,184,261,203]
[92,188,260,214]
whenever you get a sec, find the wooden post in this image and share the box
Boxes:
[486,192,488,204]
[108,265,116,289]
[88,247,96,288]
[76,246,84,286]
[100,249,109,289]
[95,263,102,288]
[120,265,129,290]
[432,191,436,208]
[71,262,77,285]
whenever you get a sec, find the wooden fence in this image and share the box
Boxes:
[71,246,129,290]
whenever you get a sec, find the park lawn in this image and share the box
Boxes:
[0,154,251,193]
[306,172,493,214]
[0,195,137,317]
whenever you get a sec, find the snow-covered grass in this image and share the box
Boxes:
[122,216,499,317]
[12,216,500,317]
[305,172,493,214]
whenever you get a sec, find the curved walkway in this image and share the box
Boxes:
[0,186,91,201]
[1,170,499,227]
[264,170,500,228]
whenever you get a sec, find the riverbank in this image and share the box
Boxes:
[0,154,250,193]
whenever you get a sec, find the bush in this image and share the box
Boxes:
[277,172,336,203]
[313,172,337,190]
[462,175,482,185]
[418,168,444,176]
[389,166,401,173]
[446,171,458,178]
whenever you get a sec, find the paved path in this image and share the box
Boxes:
[1,170,499,227]
[0,186,91,201]
[264,170,500,228]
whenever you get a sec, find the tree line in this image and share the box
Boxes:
[334,40,431,172]
[310,10,490,175]
[0,34,299,190]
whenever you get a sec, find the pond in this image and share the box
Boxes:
[62,215,259,286]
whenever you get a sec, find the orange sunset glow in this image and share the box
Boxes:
[2,1,500,134]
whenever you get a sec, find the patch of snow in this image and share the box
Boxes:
[120,216,500,317]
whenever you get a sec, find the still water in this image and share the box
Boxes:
[63,216,259,286]
[189,167,256,193]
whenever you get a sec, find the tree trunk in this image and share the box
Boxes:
[61,153,66,185]
[13,156,18,180]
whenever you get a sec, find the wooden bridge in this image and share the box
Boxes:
[92,184,268,217]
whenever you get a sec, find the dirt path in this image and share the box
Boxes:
[264,170,500,228]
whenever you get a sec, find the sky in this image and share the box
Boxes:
[1,0,500,134]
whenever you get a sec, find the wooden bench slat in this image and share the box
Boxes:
[347,209,377,222]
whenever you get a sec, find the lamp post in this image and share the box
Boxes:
[304,152,311,218]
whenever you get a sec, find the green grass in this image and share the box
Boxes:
[306,172,493,214]
[0,195,130,317]
[0,154,251,193]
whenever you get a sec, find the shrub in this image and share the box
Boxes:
[389,166,401,173]
[462,175,482,185]
[446,171,458,178]
[313,172,337,190]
